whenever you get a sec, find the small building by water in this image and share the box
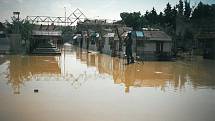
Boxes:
[139,29,173,60]
[76,19,126,55]
[192,18,215,60]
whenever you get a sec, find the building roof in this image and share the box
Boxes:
[135,31,144,37]
[103,33,115,38]
[143,30,172,41]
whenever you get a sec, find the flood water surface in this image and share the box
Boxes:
[0,46,215,121]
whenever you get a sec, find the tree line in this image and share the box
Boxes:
[118,0,215,52]
[119,0,214,30]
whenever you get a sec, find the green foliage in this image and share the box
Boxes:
[120,12,143,30]
[119,0,214,34]
[147,7,158,25]
[119,0,214,54]
[5,18,33,40]
[164,2,172,25]
[191,2,215,20]
[158,12,164,25]
[177,0,184,16]
[184,0,191,19]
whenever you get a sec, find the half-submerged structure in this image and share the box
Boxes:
[76,20,173,61]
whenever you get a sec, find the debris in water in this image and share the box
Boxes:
[34,89,39,93]
[155,72,163,74]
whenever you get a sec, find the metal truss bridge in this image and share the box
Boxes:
[26,8,87,26]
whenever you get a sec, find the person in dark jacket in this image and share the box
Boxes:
[125,32,134,64]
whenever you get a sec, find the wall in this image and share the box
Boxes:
[0,37,10,54]
[8,34,23,54]
[144,42,156,52]
[163,42,172,52]
[102,37,112,55]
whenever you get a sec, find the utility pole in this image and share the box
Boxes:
[64,7,67,26]
[13,12,20,33]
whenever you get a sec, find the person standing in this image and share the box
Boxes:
[125,32,134,64]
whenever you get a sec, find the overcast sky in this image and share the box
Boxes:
[0,0,214,22]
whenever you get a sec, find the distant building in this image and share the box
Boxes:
[77,20,173,60]
[76,19,126,55]
[192,18,215,60]
[102,27,132,56]
[176,16,215,60]
[131,29,172,61]
[102,32,116,55]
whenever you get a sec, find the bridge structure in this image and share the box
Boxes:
[26,8,87,55]
[26,8,87,26]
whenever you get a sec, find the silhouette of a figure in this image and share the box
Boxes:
[125,32,134,64]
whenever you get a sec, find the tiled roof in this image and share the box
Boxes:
[143,30,172,41]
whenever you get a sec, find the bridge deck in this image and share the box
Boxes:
[32,30,62,36]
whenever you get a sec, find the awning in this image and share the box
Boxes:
[136,31,144,37]
[143,30,172,41]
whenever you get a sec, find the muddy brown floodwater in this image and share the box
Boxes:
[0,44,215,121]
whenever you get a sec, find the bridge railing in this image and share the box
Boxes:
[32,30,62,36]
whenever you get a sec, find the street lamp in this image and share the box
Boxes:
[13,12,20,21]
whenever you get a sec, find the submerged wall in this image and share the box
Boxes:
[0,37,10,54]
[8,34,25,54]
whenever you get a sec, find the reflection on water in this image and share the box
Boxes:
[6,56,61,94]
[1,46,215,94]
[0,45,215,121]
[76,48,215,92]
